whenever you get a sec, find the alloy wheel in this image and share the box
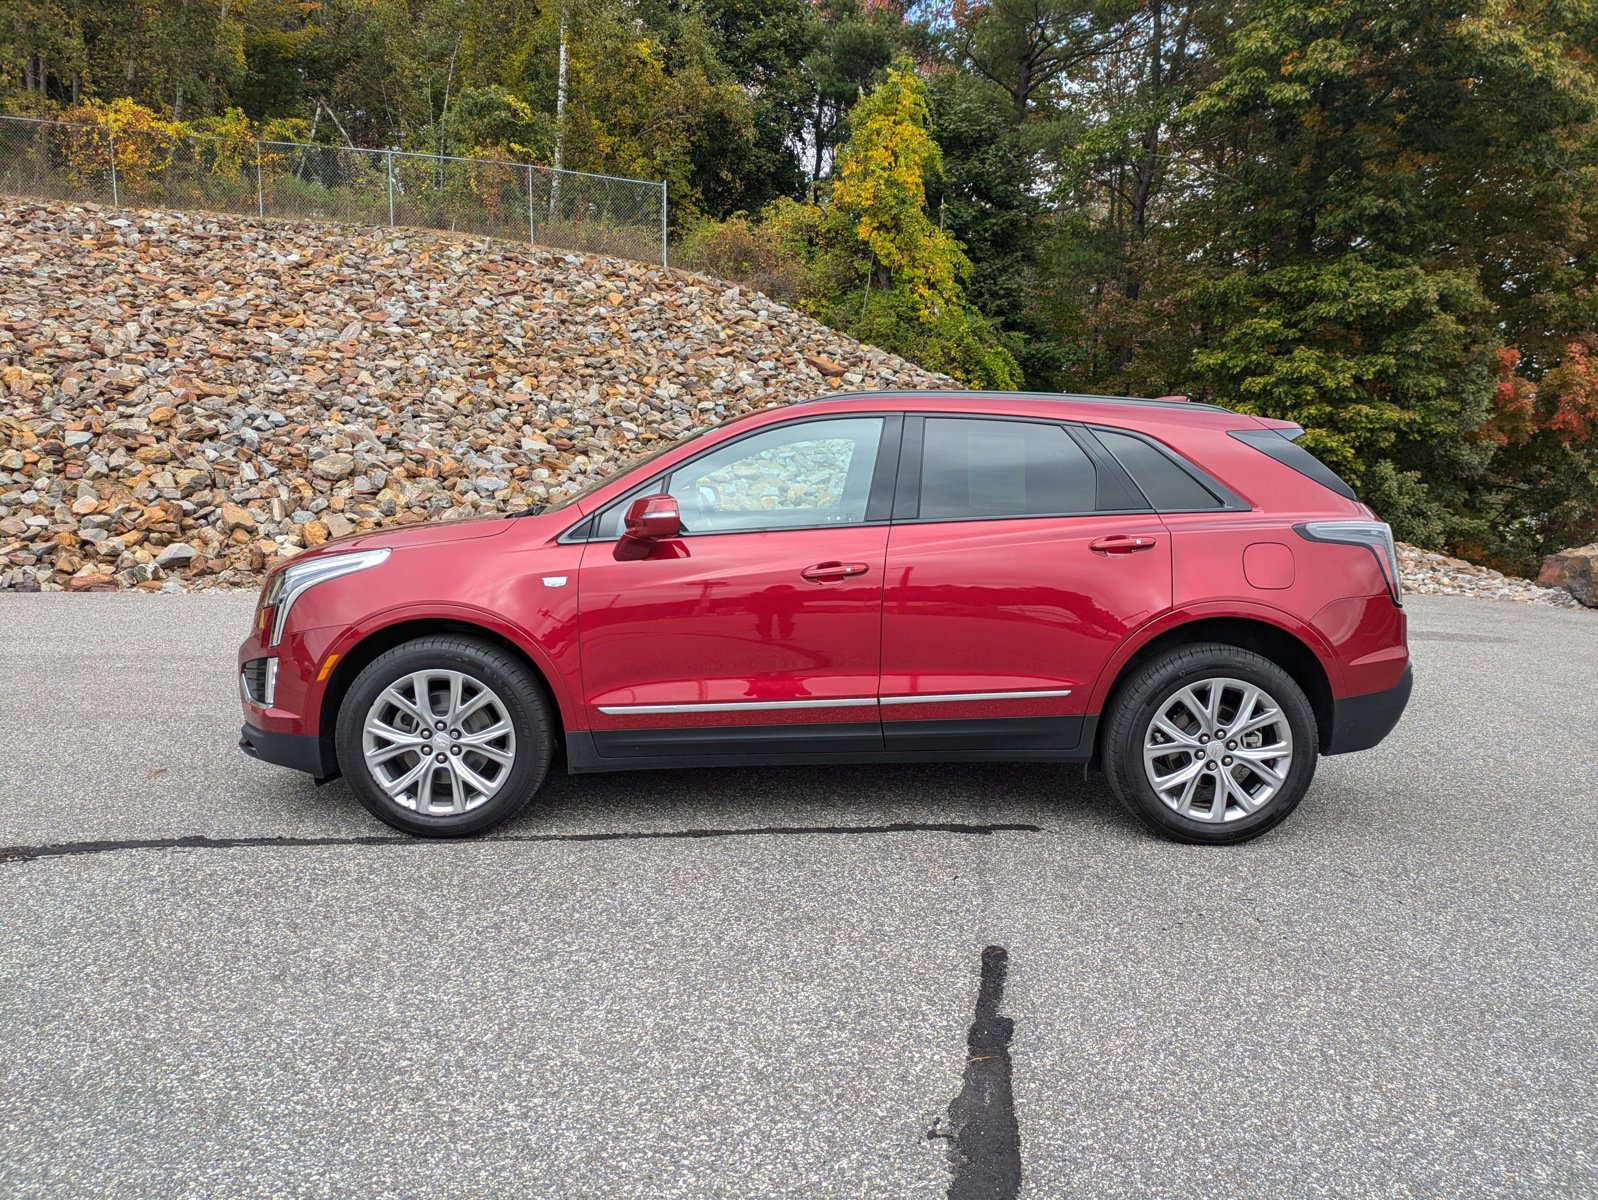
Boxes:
[1142,676,1295,823]
[361,669,518,815]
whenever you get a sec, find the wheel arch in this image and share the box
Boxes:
[316,615,571,777]
[1092,613,1338,758]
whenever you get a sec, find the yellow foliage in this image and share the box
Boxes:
[60,99,187,194]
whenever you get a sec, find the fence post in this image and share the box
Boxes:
[386,149,396,226]
[527,164,536,246]
[659,181,668,270]
[255,140,265,219]
[107,128,120,207]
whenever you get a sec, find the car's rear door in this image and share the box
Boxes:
[575,413,899,761]
[878,414,1171,754]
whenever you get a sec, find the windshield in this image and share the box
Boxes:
[538,421,723,514]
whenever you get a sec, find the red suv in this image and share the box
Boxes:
[238,391,1411,844]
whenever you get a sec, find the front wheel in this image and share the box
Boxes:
[1102,643,1318,845]
[335,635,553,837]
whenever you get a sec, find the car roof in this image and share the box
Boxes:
[780,389,1251,429]
[791,388,1228,412]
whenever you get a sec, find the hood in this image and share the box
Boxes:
[285,512,515,566]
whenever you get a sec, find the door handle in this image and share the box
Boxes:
[801,561,869,582]
[1089,535,1158,555]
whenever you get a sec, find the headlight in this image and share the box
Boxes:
[261,548,390,645]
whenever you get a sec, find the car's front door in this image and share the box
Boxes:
[879,414,1172,754]
[576,414,899,760]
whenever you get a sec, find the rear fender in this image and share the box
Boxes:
[1085,600,1345,716]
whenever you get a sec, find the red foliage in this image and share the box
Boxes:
[1543,335,1598,447]
[1476,339,1598,448]
[1478,346,1538,447]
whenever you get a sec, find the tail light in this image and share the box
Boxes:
[1294,520,1402,605]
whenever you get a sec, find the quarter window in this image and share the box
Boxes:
[1093,428,1227,511]
[917,418,1096,520]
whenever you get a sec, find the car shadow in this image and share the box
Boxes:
[499,759,1126,839]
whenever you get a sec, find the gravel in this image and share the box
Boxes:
[0,198,950,593]
[1396,543,1582,607]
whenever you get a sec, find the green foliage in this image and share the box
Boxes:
[677,201,826,307]
[835,287,1023,390]
[1174,0,1598,558]
[443,85,551,162]
[1187,258,1498,540]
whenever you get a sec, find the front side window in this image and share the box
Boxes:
[917,417,1096,520]
[592,416,884,537]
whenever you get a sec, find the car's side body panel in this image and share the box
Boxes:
[574,525,890,738]
[878,513,1171,750]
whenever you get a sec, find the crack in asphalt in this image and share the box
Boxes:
[0,822,1042,865]
[929,945,1022,1200]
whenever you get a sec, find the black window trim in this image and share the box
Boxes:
[1228,427,1358,501]
[1084,424,1250,513]
[891,412,1138,526]
[559,412,904,543]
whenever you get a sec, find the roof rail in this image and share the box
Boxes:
[790,388,1230,413]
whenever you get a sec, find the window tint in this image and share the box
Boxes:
[918,418,1095,520]
[594,417,884,536]
[1228,428,1358,500]
[1094,428,1225,511]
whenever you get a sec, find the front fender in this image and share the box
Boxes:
[315,599,582,733]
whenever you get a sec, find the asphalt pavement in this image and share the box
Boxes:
[1,592,1594,1199]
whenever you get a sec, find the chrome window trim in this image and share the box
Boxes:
[560,412,898,544]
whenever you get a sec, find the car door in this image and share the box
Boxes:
[879,414,1172,754]
[576,413,899,760]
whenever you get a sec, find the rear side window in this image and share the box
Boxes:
[918,418,1096,520]
[1228,428,1358,501]
[1093,428,1228,511]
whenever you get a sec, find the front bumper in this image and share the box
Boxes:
[1325,663,1414,755]
[240,722,337,780]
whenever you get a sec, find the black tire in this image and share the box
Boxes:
[1101,642,1318,845]
[334,635,553,837]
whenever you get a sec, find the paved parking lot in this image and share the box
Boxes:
[2,592,1594,1198]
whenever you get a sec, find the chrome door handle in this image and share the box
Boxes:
[801,561,869,582]
[1088,535,1157,555]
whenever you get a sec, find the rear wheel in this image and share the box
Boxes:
[1102,643,1317,844]
[335,635,553,836]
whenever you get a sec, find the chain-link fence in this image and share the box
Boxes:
[0,115,669,267]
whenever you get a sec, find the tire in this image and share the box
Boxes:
[334,635,553,837]
[1101,643,1318,845]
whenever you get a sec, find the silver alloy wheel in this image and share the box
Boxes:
[1142,676,1295,823]
[361,669,517,815]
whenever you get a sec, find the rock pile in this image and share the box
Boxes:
[1396,543,1583,608]
[0,198,951,592]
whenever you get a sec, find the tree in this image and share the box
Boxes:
[830,60,1022,385]
[945,0,1132,121]
[1163,0,1598,550]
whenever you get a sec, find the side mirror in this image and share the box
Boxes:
[623,494,681,541]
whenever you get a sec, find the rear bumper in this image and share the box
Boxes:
[239,723,335,780]
[1325,664,1413,755]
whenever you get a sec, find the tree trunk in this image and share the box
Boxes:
[550,3,570,219]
